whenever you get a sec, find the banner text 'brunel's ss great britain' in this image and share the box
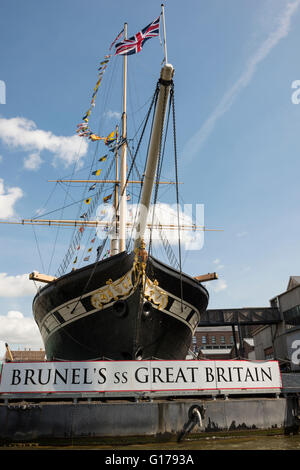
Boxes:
[0,360,282,394]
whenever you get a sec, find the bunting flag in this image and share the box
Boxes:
[85,198,92,204]
[88,129,116,144]
[89,183,97,191]
[91,237,96,243]
[104,130,115,145]
[79,225,84,233]
[88,247,93,253]
[115,17,160,56]
[126,194,131,201]
[76,43,114,138]
[77,245,80,250]
[83,256,90,262]
[99,154,107,162]
[73,256,78,264]
[103,194,112,203]
[92,169,101,176]
[110,28,124,50]
[89,134,102,142]
[80,212,88,219]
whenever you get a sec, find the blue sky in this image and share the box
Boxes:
[1,0,300,348]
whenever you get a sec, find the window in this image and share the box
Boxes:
[211,336,216,344]
[264,347,274,360]
[201,336,207,344]
[221,336,225,344]
[284,305,300,326]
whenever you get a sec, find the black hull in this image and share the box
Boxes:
[32,252,209,361]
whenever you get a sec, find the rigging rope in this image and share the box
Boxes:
[54,83,162,358]
[171,83,184,311]
[55,157,115,277]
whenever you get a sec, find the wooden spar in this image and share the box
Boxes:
[0,219,223,231]
[134,63,174,250]
[48,180,182,184]
[29,272,218,285]
[29,271,57,283]
[119,22,128,253]
[194,272,218,282]
[5,343,14,361]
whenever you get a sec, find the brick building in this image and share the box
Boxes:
[4,348,46,362]
[190,326,255,360]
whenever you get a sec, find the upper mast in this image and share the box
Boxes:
[134,63,174,251]
[161,3,168,64]
[119,22,128,253]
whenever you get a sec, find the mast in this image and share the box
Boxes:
[119,22,128,253]
[134,63,174,250]
[111,124,119,255]
[161,3,168,64]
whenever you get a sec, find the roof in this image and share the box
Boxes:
[196,326,238,332]
[5,349,46,362]
[200,348,232,355]
[287,276,300,291]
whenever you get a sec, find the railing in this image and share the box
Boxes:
[200,307,281,326]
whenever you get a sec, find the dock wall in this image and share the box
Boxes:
[0,396,299,444]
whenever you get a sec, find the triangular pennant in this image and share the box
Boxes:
[92,169,101,176]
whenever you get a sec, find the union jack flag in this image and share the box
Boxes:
[115,16,160,56]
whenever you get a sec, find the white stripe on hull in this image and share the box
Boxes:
[36,267,200,346]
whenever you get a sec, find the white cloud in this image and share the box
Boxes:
[242,266,251,272]
[0,116,88,167]
[23,152,43,171]
[0,272,43,297]
[35,207,46,216]
[183,0,300,160]
[105,110,121,120]
[211,279,228,293]
[0,154,3,162]
[213,258,224,269]
[236,231,248,238]
[0,311,43,348]
[0,178,23,219]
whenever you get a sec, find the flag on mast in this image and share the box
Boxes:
[115,16,160,56]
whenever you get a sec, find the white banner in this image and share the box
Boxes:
[0,360,282,394]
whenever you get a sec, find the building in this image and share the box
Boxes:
[4,348,46,362]
[252,276,300,371]
[191,326,255,360]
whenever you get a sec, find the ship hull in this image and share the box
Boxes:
[33,252,209,361]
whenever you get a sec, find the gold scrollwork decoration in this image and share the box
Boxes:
[91,267,137,310]
[144,277,168,310]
